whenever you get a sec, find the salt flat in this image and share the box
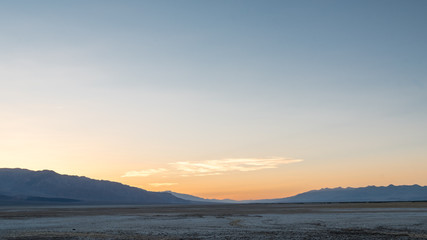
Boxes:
[1,202,427,239]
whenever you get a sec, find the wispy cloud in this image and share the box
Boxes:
[122,157,302,178]
[149,182,178,187]
[172,158,303,176]
[122,168,167,177]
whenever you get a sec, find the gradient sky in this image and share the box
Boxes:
[1,0,426,200]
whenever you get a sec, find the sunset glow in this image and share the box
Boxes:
[1,0,426,200]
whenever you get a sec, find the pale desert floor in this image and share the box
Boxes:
[1,202,427,239]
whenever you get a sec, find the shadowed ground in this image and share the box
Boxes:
[1,202,427,239]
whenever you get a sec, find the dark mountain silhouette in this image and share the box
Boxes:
[164,185,427,204]
[0,168,188,205]
[2,168,426,205]
[164,191,239,203]
[259,185,427,203]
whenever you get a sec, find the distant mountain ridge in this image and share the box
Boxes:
[2,168,426,205]
[166,185,427,204]
[258,184,427,203]
[0,168,188,205]
[164,191,239,203]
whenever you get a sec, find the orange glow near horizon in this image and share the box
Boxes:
[2,149,427,201]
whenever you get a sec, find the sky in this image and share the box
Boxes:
[1,0,426,200]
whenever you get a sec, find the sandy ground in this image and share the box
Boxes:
[1,202,427,239]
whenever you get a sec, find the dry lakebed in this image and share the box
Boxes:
[1,202,427,239]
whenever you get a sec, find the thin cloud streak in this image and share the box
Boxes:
[172,158,303,176]
[122,168,167,177]
[122,158,303,178]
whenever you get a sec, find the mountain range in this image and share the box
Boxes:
[257,184,427,203]
[1,168,427,205]
[168,184,427,204]
[0,168,188,205]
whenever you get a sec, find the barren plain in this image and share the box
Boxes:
[1,202,427,239]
